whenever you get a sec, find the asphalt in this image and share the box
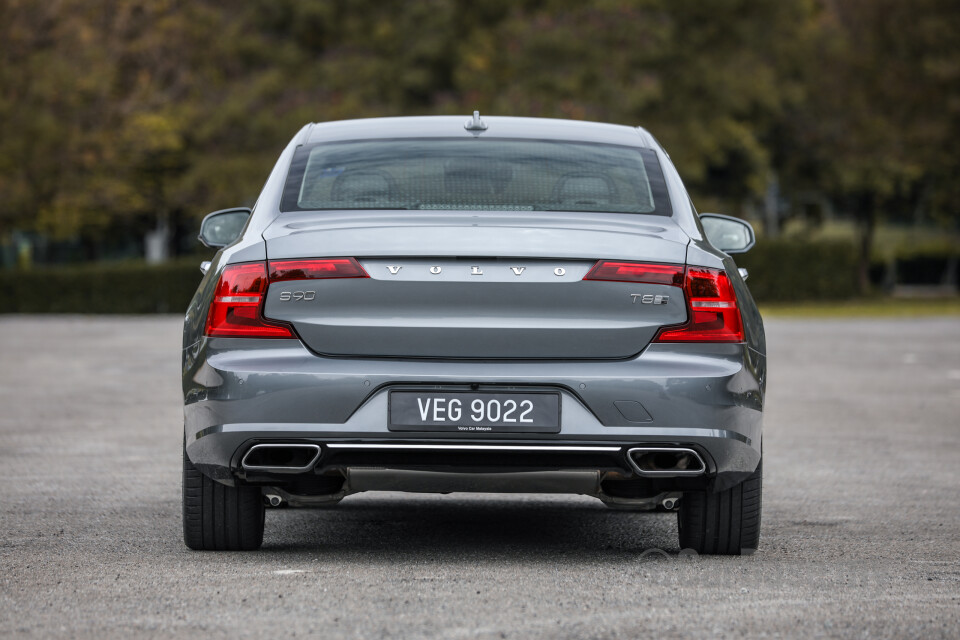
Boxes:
[0,315,958,639]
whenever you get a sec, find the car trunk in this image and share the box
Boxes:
[262,210,690,359]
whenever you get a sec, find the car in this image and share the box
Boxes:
[182,113,765,554]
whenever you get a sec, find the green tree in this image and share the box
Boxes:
[1,0,957,275]
[780,0,960,291]
[450,0,816,215]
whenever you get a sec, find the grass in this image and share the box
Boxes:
[759,297,960,318]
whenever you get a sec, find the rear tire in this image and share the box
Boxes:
[183,445,264,550]
[678,459,761,555]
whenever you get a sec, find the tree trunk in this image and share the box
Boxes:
[763,171,780,238]
[145,211,170,264]
[855,193,876,296]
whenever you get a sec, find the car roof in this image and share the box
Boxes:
[303,115,658,148]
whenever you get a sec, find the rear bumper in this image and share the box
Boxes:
[183,337,764,492]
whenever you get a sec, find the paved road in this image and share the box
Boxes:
[0,316,958,639]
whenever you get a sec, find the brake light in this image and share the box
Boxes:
[584,260,742,343]
[655,268,744,343]
[204,263,294,338]
[583,261,685,285]
[269,258,368,282]
[205,258,371,338]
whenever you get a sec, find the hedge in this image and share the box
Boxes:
[869,250,959,288]
[733,238,860,302]
[0,239,864,313]
[0,258,204,314]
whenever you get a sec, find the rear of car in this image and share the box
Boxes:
[182,115,765,554]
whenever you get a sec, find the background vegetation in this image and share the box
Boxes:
[0,0,958,308]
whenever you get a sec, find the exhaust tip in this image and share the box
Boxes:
[241,444,321,474]
[626,447,706,477]
[265,494,284,507]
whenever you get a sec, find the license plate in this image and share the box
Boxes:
[388,391,561,433]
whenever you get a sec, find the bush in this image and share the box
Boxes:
[0,258,204,313]
[736,238,859,302]
[882,251,958,286]
[0,239,882,312]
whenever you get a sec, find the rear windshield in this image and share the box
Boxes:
[281,138,671,215]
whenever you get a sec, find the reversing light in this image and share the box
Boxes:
[654,267,744,343]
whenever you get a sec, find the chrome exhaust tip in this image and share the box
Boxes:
[241,444,321,474]
[265,493,284,507]
[626,447,706,477]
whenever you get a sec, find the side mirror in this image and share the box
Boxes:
[699,213,756,254]
[198,208,251,248]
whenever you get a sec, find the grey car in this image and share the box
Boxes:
[182,113,765,554]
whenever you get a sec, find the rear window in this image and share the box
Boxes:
[281,138,671,215]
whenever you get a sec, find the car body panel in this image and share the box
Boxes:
[262,210,689,260]
[302,115,651,147]
[261,210,691,359]
[183,337,763,491]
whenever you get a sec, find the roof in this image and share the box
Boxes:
[303,115,658,148]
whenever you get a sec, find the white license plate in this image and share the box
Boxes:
[388,391,561,433]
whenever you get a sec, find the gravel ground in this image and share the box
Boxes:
[0,315,958,639]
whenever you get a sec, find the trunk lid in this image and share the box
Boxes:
[262,211,689,359]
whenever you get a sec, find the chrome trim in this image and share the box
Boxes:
[217,295,260,303]
[625,447,706,477]
[345,469,602,495]
[325,444,621,452]
[241,443,322,473]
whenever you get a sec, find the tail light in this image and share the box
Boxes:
[584,260,744,343]
[583,261,685,286]
[204,258,369,338]
[269,258,367,282]
[655,267,744,343]
[205,263,294,338]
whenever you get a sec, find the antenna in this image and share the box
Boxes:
[464,110,488,131]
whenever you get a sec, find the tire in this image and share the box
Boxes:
[182,445,264,551]
[678,459,761,555]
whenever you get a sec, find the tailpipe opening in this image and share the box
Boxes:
[626,447,706,477]
[241,444,321,474]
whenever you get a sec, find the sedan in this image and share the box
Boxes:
[182,113,765,554]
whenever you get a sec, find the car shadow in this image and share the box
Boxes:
[258,494,682,562]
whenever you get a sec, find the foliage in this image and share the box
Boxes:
[0,239,862,315]
[0,258,202,313]
[777,0,960,290]
[0,0,815,239]
[0,0,957,276]
[736,239,859,302]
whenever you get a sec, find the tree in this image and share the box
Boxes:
[779,0,960,292]
[449,0,816,216]
[1,0,957,273]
